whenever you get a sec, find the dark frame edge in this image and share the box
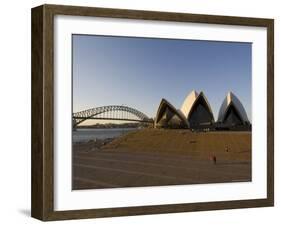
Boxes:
[266,19,274,206]
[31,5,54,221]
[45,198,272,221]
[42,3,273,26]
[31,4,274,221]
[31,5,45,220]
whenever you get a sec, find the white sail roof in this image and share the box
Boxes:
[180,90,199,118]
[180,90,214,120]
[154,98,188,128]
[218,92,249,122]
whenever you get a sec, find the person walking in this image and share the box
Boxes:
[209,154,217,165]
[212,155,217,165]
[225,146,229,152]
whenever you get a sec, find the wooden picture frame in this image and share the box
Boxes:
[31,4,274,221]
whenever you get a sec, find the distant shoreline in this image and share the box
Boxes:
[75,123,150,129]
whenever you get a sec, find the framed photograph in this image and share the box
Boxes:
[31,4,274,221]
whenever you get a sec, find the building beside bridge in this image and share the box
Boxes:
[154,90,251,131]
[216,92,251,130]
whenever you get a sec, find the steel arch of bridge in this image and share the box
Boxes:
[73,105,153,127]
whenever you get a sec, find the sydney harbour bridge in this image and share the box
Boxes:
[73,105,154,127]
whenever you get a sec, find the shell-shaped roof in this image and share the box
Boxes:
[180,90,214,121]
[218,92,249,122]
[180,90,199,118]
[155,98,188,126]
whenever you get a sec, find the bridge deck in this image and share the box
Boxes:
[73,105,153,127]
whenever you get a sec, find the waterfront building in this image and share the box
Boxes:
[154,90,250,130]
[154,99,188,128]
[217,92,250,128]
[180,90,214,129]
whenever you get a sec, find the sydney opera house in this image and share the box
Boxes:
[154,91,251,130]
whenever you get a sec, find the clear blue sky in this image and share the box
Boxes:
[73,34,252,121]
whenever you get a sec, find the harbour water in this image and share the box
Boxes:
[73,128,138,143]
